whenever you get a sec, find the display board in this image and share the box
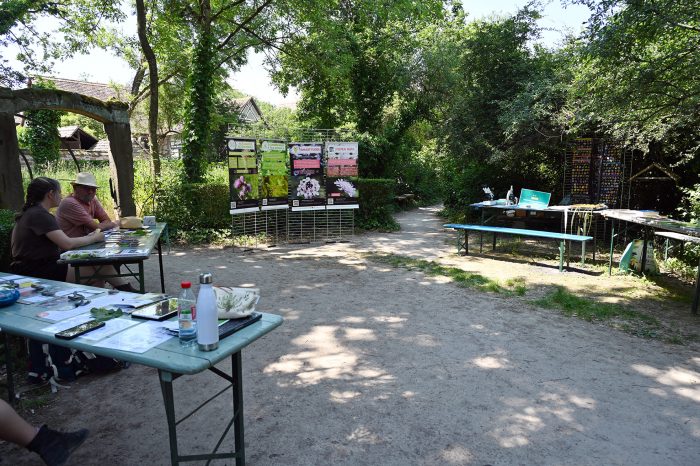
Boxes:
[325,142,359,209]
[227,137,260,214]
[288,142,326,210]
[259,140,289,211]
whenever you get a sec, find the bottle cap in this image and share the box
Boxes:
[181,281,191,288]
[199,273,213,284]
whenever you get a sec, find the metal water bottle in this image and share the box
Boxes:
[196,272,219,351]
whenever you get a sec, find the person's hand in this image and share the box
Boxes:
[89,228,104,243]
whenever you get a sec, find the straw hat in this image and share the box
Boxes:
[72,172,99,188]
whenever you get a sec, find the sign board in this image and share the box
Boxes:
[259,140,289,211]
[289,142,325,210]
[325,142,359,209]
[227,137,260,214]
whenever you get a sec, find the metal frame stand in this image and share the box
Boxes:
[158,352,245,466]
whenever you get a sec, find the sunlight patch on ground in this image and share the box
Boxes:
[347,426,383,444]
[265,325,392,387]
[339,316,366,324]
[404,333,440,347]
[440,445,473,463]
[330,390,362,403]
[632,364,700,402]
[373,316,407,323]
[343,327,376,341]
[471,356,508,369]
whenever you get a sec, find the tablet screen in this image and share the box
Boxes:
[131,298,178,321]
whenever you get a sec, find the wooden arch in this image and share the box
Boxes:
[0,87,136,215]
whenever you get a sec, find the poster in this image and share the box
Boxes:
[288,142,326,210]
[227,137,260,214]
[259,140,289,211]
[325,142,359,209]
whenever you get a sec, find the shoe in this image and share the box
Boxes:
[27,425,89,466]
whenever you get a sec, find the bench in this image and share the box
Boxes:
[443,224,594,271]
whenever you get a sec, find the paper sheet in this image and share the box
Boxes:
[94,320,174,353]
[75,318,141,342]
[18,295,56,304]
[39,306,97,322]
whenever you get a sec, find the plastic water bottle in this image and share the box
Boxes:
[178,281,197,347]
[196,272,219,351]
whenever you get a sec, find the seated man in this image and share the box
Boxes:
[56,172,117,236]
[57,172,136,292]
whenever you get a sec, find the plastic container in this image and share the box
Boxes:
[196,273,219,351]
[178,281,197,347]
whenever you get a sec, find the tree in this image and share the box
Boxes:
[175,0,276,182]
[1,0,124,86]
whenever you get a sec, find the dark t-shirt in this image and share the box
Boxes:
[11,205,62,263]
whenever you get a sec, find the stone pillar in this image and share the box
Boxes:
[104,121,136,216]
[0,112,25,211]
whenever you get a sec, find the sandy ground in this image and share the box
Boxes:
[2,206,700,465]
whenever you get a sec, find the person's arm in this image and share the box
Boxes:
[93,199,118,230]
[46,228,104,250]
[57,198,100,233]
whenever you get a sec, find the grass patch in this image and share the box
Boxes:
[366,253,526,295]
[533,286,657,323]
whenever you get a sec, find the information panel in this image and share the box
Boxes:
[227,137,260,214]
[325,141,359,209]
[289,142,325,210]
[259,140,289,211]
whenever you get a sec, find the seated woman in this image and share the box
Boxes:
[11,177,104,281]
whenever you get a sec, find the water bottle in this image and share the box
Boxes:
[196,272,219,351]
[178,281,197,347]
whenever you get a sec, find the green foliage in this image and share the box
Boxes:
[0,209,15,272]
[367,253,528,295]
[24,109,62,168]
[355,178,399,231]
[534,286,658,323]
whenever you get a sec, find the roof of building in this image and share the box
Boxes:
[34,76,130,102]
[231,96,264,123]
[58,125,98,149]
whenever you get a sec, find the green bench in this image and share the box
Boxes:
[444,224,593,271]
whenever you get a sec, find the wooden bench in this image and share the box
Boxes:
[443,224,594,271]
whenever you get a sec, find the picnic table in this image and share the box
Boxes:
[0,271,283,465]
[58,223,167,293]
[599,209,700,314]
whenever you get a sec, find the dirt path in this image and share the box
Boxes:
[3,207,699,465]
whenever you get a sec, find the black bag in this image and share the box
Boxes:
[28,340,122,384]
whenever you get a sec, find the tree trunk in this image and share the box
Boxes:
[182,0,214,182]
[135,0,161,179]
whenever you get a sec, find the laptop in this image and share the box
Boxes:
[517,189,551,210]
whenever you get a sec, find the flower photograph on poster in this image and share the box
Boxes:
[232,175,259,201]
[290,175,325,200]
[333,179,357,197]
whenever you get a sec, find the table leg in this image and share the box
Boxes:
[465,231,469,256]
[74,266,82,285]
[559,241,564,272]
[479,210,484,253]
[640,227,648,274]
[581,241,586,266]
[608,223,615,276]
[2,333,15,404]
[158,370,180,465]
[232,352,245,466]
[664,238,670,262]
[692,258,699,315]
[158,237,165,293]
[492,233,497,251]
[592,215,597,262]
[138,262,145,293]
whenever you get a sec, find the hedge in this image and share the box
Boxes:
[355,178,399,231]
[0,209,15,272]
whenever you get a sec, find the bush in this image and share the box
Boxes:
[154,181,231,238]
[356,178,399,231]
[0,209,15,272]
